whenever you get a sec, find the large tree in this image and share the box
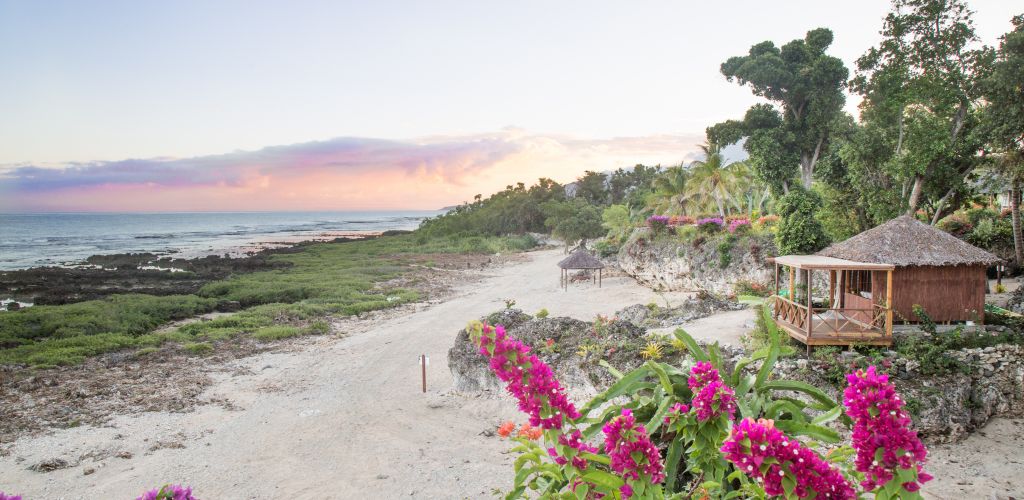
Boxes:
[982,15,1024,264]
[708,28,849,193]
[851,0,994,218]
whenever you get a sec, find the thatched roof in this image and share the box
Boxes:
[558,249,605,269]
[816,215,1001,267]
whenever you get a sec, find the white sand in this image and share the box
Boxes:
[0,248,1017,499]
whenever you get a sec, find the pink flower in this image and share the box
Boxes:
[0,493,23,500]
[547,429,599,469]
[844,366,931,492]
[721,418,855,499]
[664,402,690,425]
[603,409,665,496]
[688,362,736,421]
[476,324,581,429]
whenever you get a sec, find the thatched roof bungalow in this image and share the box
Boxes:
[816,215,1000,323]
[558,249,605,289]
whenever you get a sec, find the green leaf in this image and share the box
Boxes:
[811,405,843,426]
[580,366,653,416]
[646,361,675,393]
[672,328,708,361]
[774,420,842,443]
[645,395,674,434]
[581,470,625,490]
[599,359,625,380]
[664,438,684,492]
[761,380,838,409]
[754,339,779,389]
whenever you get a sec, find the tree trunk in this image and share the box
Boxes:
[930,187,957,225]
[1013,180,1023,267]
[906,175,924,217]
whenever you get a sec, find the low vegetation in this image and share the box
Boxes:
[0,233,537,367]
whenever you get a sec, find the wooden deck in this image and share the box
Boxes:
[772,295,892,347]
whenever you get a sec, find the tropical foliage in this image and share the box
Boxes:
[474,309,932,499]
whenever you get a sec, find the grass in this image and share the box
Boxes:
[0,232,538,367]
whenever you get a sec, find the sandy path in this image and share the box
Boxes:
[0,249,703,499]
[1,248,1018,499]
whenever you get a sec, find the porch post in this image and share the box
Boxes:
[806,269,814,339]
[828,270,836,308]
[788,266,795,302]
[885,269,893,337]
[774,263,779,296]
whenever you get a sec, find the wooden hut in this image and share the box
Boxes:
[814,215,1001,323]
[769,216,1000,349]
[558,250,605,289]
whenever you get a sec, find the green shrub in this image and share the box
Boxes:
[253,326,303,341]
[184,342,214,355]
[716,234,736,268]
[535,308,550,319]
[775,187,829,255]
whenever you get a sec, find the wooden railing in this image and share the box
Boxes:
[773,295,809,331]
[772,296,888,338]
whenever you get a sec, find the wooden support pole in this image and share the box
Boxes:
[421,354,427,393]
[806,269,814,340]
[788,266,795,301]
[885,269,894,338]
[828,270,836,308]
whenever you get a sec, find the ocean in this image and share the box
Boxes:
[0,211,442,270]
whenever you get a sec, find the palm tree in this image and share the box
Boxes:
[685,143,742,217]
[724,161,771,216]
[646,165,689,215]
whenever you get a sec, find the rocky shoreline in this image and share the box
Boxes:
[0,235,381,307]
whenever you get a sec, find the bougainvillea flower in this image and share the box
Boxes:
[844,366,931,492]
[688,361,737,421]
[721,418,855,499]
[603,409,665,497]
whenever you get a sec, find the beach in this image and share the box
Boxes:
[1,248,1019,499]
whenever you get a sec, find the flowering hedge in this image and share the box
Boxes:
[473,309,931,500]
[647,215,671,234]
[696,217,724,233]
[727,218,751,234]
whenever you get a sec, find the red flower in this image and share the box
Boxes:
[497,421,515,438]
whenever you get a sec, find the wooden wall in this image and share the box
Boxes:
[870,265,987,323]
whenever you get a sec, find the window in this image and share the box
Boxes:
[846,270,872,298]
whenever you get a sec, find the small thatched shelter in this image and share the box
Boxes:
[558,249,605,289]
[816,215,1001,323]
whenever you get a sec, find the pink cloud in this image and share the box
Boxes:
[0,130,702,212]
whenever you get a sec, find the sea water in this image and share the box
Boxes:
[0,211,441,270]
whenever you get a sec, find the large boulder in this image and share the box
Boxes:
[448,310,662,401]
[614,292,745,329]
[617,228,775,295]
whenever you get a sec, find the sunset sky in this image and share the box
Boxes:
[0,0,1019,212]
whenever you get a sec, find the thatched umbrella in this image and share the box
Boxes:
[558,249,605,289]
[816,215,1001,266]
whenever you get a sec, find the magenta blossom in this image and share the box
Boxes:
[721,418,855,499]
[603,409,665,497]
[547,429,599,469]
[663,402,690,425]
[136,484,197,500]
[476,324,581,429]
[687,361,736,421]
[0,493,23,500]
[844,366,931,492]
[696,217,724,227]
[727,218,751,233]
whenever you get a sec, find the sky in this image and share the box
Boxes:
[0,0,1020,212]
